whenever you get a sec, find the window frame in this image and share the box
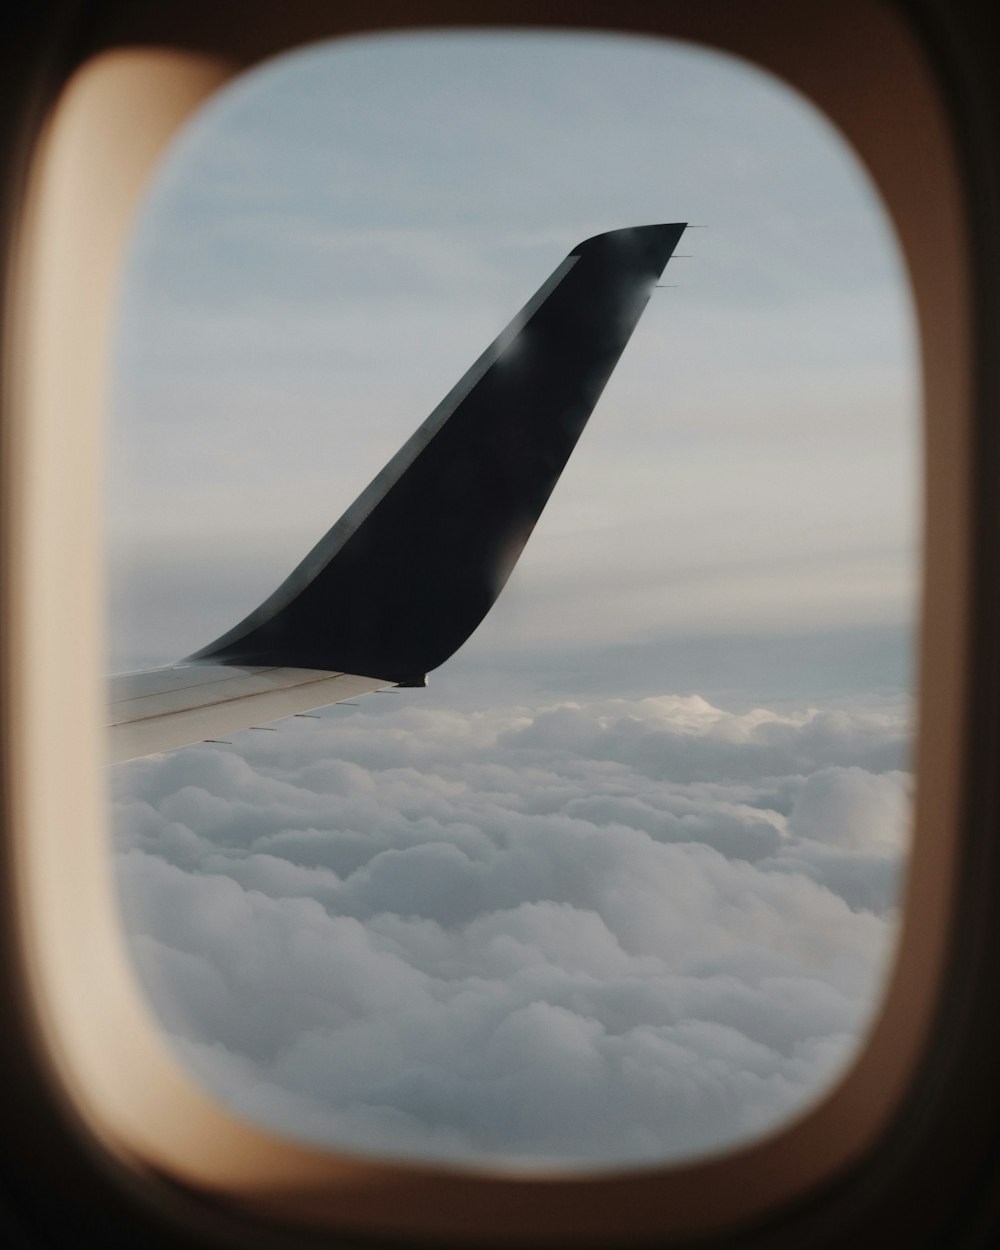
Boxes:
[0,1,988,1246]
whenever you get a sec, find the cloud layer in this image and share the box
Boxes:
[111,691,911,1169]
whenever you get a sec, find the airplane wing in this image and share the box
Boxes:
[106,666,393,765]
[107,223,687,763]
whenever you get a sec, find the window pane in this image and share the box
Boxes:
[108,31,918,1169]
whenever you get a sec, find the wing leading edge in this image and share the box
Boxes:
[108,224,686,762]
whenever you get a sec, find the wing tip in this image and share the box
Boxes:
[570,222,687,258]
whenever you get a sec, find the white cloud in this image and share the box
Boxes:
[788,766,911,849]
[112,690,909,1168]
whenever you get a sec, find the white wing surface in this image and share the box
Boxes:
[107,665,392,764]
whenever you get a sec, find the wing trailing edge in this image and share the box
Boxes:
[107,666,391,765]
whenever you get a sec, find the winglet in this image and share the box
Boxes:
[188,224,687,683]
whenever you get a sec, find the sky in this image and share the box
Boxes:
[107,31,920,1170]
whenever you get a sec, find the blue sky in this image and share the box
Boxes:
[108,30,919,1169]
[108,30,918,696]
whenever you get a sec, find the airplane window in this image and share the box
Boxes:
[107,31,919,1170]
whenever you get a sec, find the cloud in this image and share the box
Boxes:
[111,690,909,1168]
[788,765,911,849]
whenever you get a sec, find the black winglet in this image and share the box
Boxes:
[188,224,687,683]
